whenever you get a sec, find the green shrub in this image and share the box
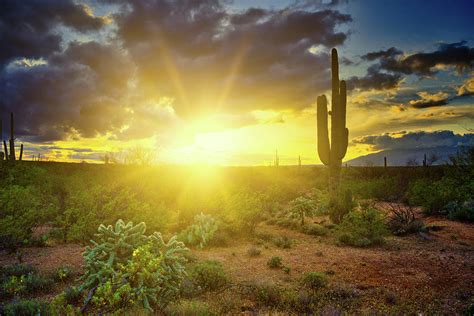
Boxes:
[248,282,286,308]
[446,200,474,222]
[1,271,53,298]
[2,299,50,316]
[301,272,328,290]
[329,189,355,224]
[289,196,315,225]
[300,223,328,236]
[189,260,228,291]
[272,236,292,249]
[267,256,283,269]
[179,213,218,249]
[0,263,36,278]
[80,219,188,312]
[338,208,388,247]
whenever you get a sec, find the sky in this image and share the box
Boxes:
[0,0,473,165]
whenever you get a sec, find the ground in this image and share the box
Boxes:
[1,205,473,314]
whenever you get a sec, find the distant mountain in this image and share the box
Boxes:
[345,146,460,166]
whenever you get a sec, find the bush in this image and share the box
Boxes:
[55,265,73,282]
[248,282,286,308]
[189,260,228,291]
[338,208,388,247]
[300,224,328,236]
[446,200,474,222]
[179,213,218,249]
[267,256,283,269]
[272,236,292,249]
[329,189,355,224]
[80,219,188,312]
[301,272,328,290]
[247,246,262,257]
[1,270,53,298]
[289,196,315,225]
[2,299,50,316]
[386,204,424,235]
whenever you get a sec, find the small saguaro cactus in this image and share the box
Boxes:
[384,156,387,168]
[317,48,348,202]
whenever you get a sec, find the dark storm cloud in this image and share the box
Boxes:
[348,41,474,92]
[353,130,474,151]
[346,65,402,91]
[0,41,133,141]
[0,0,108,68]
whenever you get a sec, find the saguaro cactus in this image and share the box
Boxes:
[9,112,15,161]
[317,48,348,199]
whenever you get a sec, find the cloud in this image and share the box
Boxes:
[352,130,474,151]
[0,0,108,68]
[110,0,352,115]
[0,41,134,141]
[408,91,450,108]
[457,77,474,96]
[364,41,474,76]
[349,42,474,92]
[347,65,402,91]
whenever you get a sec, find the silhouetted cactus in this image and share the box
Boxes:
[384,156,387,168]
[423,154,427,167]
[3,140,8,161]
[317,48,348,218]
[275,149,279,167]
[9,112,15,160]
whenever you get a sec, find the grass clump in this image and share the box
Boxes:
[166,300,216,316]
[247,246,262,257]
[338,207,388,247]
[300,223,328,236]
[267,256,283,269]
[2,299,50,316]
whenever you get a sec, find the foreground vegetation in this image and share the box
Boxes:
[0,148,473,314]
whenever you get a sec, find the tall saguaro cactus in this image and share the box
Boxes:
[317,48,349,206]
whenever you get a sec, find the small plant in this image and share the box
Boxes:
[301,272,328,290]
[2,299,50,316]
[446,199,474,222]
[267,256,283,269]
[273,236,292,249]
[247,246,262,257]
[55,265,73,282]
[338,207,388,247]
[386,204,424,235]
[189,260,228,291]
[290,196,315,225]
[179,213,218,249]
[283,266,291,274]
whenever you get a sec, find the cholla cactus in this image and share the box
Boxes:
[179,213,218,249]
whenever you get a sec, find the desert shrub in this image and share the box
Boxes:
[276,217,300,229]
[189,260,228,291]
[80,219,188,312]
[300,223,328,236]
[2,299,50,316]
[310,188,330,215]
[408,179,453,214]
[329,189,355,224]
[248,282,286,308]
[273,236,292,249]
[446,200,474,222]
[267,256,283,269]
[0,185,54,251]
[179,213,218,249]
[225,191,266,233]
[338,207,388,247]
[1,267,53,298]
[386,204,424,235]
[247,246,262,257]
[301,272,328,290]
[0,264,36,278]
[289,196,315,225]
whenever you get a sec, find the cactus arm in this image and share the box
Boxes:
[317,95,330,166]
[338,128,348,160]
